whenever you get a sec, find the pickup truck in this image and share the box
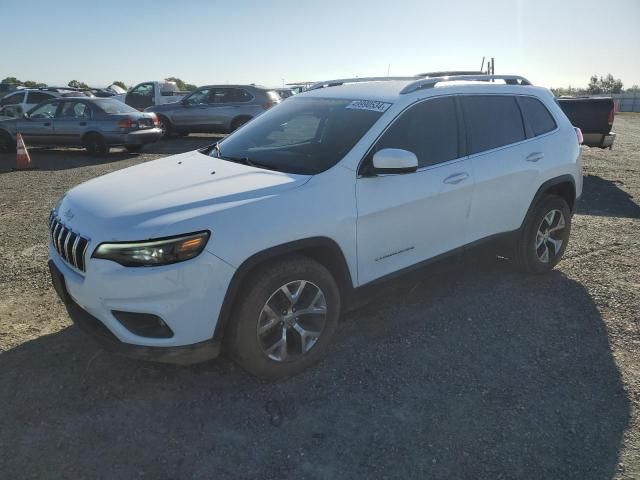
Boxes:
[114,81,190,111]
[556,96,616,149]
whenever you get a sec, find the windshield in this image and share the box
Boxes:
[95,99,140,114]
[212,97,386,174]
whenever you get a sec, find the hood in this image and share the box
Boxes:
[60,150,311,240]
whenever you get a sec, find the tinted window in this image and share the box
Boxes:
[371,96,458,167]
[1,92,24,105]
[461,95,525,154]
[27,92,54,104]
[224,88,253,103]
[215,97,384,174]
[518,96,556,136]
[184,88,212,105]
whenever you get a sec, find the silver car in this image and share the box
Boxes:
[0,98,162,155]
[145,85,281,137]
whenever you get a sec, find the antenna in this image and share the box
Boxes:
[480,56,485,72]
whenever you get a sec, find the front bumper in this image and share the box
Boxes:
[49,243,235,363]
[65,298,221,365]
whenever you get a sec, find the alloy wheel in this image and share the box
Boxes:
[535,209,566,263]
[257,280,327,362]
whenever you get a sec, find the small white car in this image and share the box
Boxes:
[48,74,582,378]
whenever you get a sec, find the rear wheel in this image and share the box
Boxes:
[83,133,109,156]
[513,194,571,273]
[157,115,172,138]
[227,255,340,379]
[0,131,16,153]
[125,144,143,153]
[230,116,252,132]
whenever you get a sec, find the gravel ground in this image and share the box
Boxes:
[0,117,638,479]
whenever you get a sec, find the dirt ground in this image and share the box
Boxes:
[0,116,638,479]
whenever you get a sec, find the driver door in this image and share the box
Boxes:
[170,87,213,130]
[18,100,59,145]
[355,96,473,284]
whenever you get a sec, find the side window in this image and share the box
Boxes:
[184,88,211,105]
[26,92,54,105]
[461,95,525,154]
[1,92,24,106]
[518,96,556,136]
[130,83,153,98]
[371,96,459,168]
[210,88,228,103]
[29,102,58,119]
[225,88,253,103]
[58,101,92,119]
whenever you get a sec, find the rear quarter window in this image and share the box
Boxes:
[461,95,526,155]
[518,96,556,136]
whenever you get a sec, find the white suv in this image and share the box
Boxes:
[48,74,582,378]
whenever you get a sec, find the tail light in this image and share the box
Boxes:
[575,127,583,145]
[117,118,138,129]
[262,101,273,110]
[149,112,159,126]
[608,106,615,126]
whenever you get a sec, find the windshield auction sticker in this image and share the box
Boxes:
[346,100,392,113]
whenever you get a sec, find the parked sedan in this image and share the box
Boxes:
[145,85,281,137]
[0,98,162,155]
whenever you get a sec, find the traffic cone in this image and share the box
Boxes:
[15,132,33,170]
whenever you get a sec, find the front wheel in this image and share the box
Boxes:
[227,255,340,379]
[0,131,16,153]
[513,194,572,273]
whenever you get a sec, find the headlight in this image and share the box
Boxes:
[92,231,210,267]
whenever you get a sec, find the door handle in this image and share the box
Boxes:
[79,122,87,126]
[443,172,469,185]
[526,152,545,162]
[44,122,51,126]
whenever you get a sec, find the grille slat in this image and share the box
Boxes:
[48,211,90,272]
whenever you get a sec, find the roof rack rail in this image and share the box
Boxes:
[307,76,420,91]
[415,70,484,78]
[400,74,532,94]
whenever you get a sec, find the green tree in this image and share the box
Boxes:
[588,74,623,94]
[1,76,22,85]
[68,80,89,89]
[23,80,47,88]
[627,84,640,93]
[112,80,127,90]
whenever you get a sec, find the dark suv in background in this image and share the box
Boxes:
[145,84,281,136]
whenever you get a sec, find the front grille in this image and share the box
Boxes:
[48,211,90,272]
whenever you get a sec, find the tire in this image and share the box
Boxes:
[125,144,143,153]
[227,255,341,379]
[230,116,252,132]
[157,115,172,139]
[0,131,16,153]
[513,194,572,273]
[83,133,109,156]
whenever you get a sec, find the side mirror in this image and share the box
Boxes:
[22,112,30,120]
[372,148,418,174]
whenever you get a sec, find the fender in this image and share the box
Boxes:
[212,237,353,342]
[519,174,577,230]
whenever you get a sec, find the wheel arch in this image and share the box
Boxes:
[213,237,354,342]
[230,114,253,130]
[81,130,105,143]
[520,174,577,230]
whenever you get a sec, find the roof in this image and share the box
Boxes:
[299,75,541,103]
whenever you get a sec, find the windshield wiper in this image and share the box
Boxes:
[212,143,281,171]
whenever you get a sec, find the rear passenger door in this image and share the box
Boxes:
[356,96,473,284]
[461,95,543,241]
[54,101,94,145]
